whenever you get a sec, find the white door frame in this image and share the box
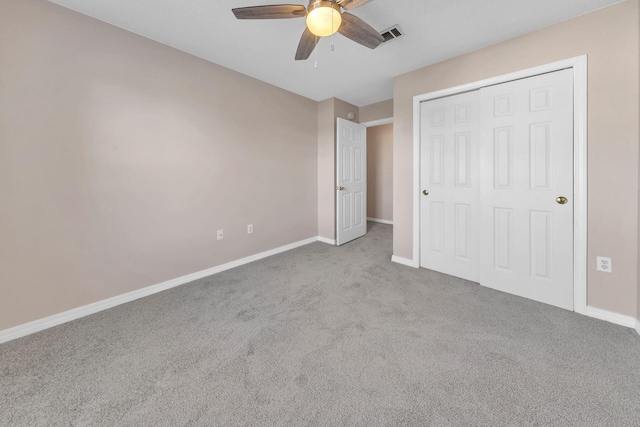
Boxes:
[360,117,393,127]
[411,55,588,315]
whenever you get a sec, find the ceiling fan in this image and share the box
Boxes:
[232,0,384,60]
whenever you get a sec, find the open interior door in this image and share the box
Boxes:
[336,118,367,246]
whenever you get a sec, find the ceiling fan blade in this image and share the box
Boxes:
[338,0,374,11]
[232,4,306,19]
[338,12,384,49]
[295,27,319,60]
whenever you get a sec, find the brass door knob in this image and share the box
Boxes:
[339,186,345,191]
[422,190,429,196]
[556,196,568,204]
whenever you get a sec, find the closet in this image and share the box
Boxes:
[419,69,574,310]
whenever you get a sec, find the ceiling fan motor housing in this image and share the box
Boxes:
[306,1,342,37]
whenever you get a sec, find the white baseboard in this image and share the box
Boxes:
[6,239,636,345]
[367,217,393,225]
[584,306,637,329]
[317,236,336,245]
[391,255,418,268]
[0,236,319,345]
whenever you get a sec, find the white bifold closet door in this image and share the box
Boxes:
[420,91,481,282]
[420,69,574,310]
[479,69,574,310]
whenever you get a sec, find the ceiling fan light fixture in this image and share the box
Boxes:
[306,1,342,37]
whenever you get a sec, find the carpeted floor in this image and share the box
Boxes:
[1,222,640,426]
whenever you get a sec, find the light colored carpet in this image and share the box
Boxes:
[1,222,640,426]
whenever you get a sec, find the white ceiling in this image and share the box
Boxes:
[49,0,622,107]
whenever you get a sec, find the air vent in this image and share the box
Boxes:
[380,25,403,43]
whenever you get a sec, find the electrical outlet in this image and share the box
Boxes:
[247,224,253,234]
[217,229,223,240]
[597,256,611,273]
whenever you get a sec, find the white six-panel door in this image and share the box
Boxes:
[479,69,574,310]
[420,91,481,282]
[336,118,367,246]
[419,69,574,310]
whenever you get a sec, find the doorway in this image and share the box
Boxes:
[365,120,394,226]
[336,117,394,246]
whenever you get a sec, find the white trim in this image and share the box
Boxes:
[412,92,421,273]
[585,306,637,329]
[367,217,393,225]
[391,255,419,268]
[317,236,336,245]
[635,319,640,336]
[571,56,588,315]
[0,236,319,344]
[360,117,393,127]
[412,55,588,314]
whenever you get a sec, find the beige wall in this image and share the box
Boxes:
[393,0,640,317]
[360,99,393,123]
[317,98,359,241]
[317,99,335,240]
[0,0,319,331]
[367,124,393,222]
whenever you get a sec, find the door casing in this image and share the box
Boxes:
[411,56,588,315]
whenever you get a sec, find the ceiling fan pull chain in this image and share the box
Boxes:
[314,35,319,68]
[331,17,335,51]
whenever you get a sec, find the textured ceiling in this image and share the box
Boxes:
[49,0,623,106]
